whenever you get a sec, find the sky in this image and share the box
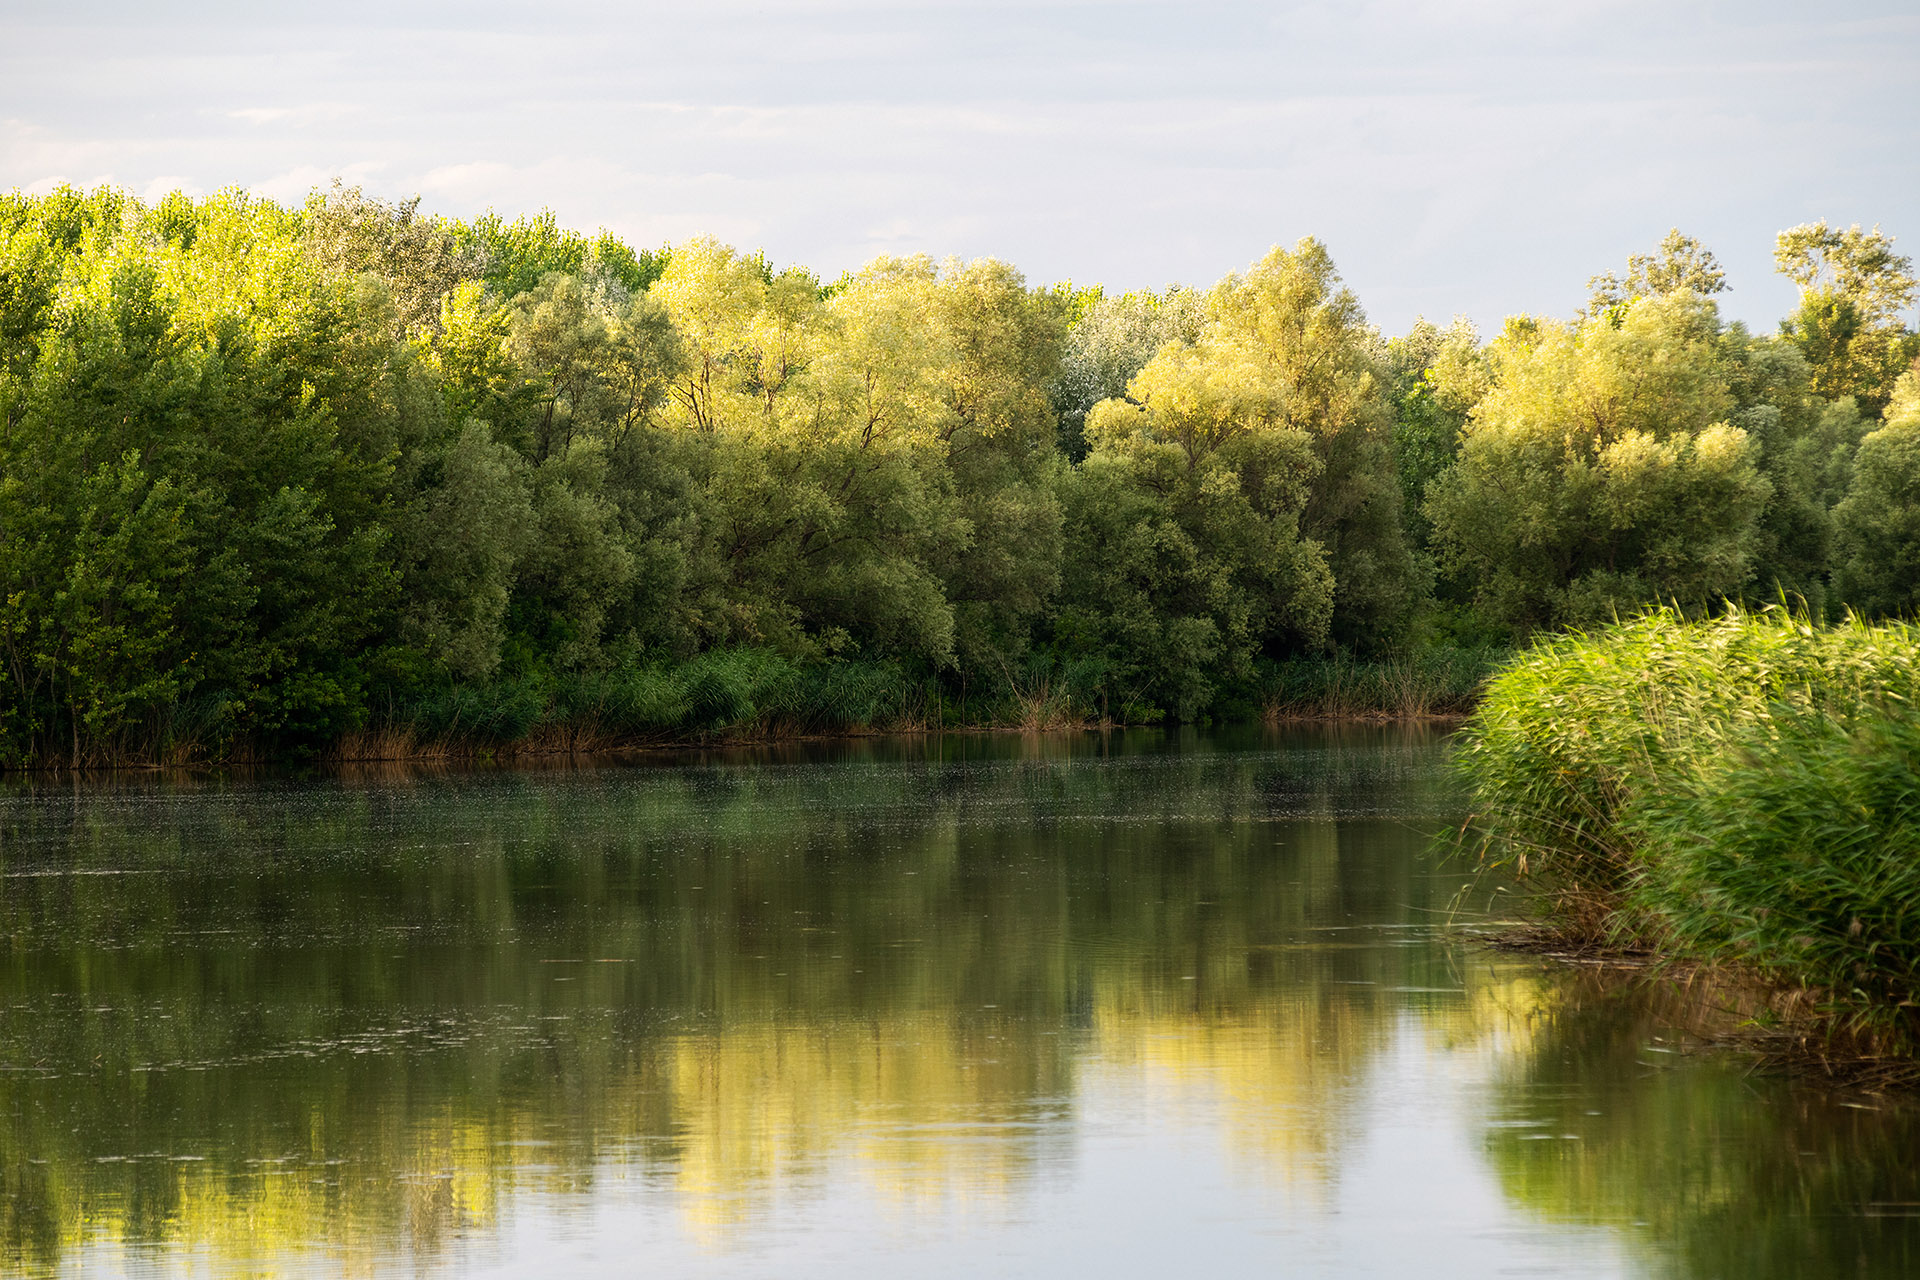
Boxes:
[3,0,1916,335]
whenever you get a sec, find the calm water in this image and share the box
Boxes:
[1,727,1915,1278]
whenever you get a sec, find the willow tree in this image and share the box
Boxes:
[1426,296,1772,635]
[1775,221,1918,417]
[1059,334,1334,718]
[649,242,970,666]
[301,182,478,340]
[1049,286,1204,461]
[925,257,1068,677]
[1194,239,1418,646]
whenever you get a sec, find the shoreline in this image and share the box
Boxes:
[0,711,1474,775]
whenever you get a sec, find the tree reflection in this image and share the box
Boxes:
[6,728,1913,1277]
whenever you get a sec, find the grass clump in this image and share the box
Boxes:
[1629,706,1920,1044]
[1259,643,1503,719]
[1456,606,1920,1052]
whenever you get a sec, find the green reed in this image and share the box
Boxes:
[1457,607,1920,1048]
[1260,644,1503,719]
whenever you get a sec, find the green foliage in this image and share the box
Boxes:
[1457,608,1920,1044]
[1834,370,1920,615]
[1427,295,1772,636]
[3,186,1918,763]
[1775,220,1919,417]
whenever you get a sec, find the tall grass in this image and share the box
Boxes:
[1259,644,1502,719]
[1627,705,1920,1045]
[1456,607,1920,1051]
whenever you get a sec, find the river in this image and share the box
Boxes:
[1,726,1915,1277]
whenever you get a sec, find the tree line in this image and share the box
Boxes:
[1,185,1915,764]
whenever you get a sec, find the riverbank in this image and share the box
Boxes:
[1455,608,1920,1071]
[2,645,1504,770]
[336,645,1495,761]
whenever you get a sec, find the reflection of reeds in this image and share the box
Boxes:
[1482,956,1920,1280]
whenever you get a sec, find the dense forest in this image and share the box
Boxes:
[0,185,1915,765]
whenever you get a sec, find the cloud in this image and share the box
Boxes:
[0,1,1912,332]
[252,161,390,203]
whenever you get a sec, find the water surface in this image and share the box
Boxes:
[2,727,1915,1277]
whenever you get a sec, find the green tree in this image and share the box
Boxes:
[1834,369,1920,616]
[1196,239,1419,646]
[1057,339,1334,717]
[1585,227,1727,319]
[1427,296,1772,635]
[927,258,1067,678]
[389,421,533,681]
[1385,317,1486,558]
[1775,221,1918,416]
[650,243,970,666]
[506,272,684,462]
[1716,325,1864,612]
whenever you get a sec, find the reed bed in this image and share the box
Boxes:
[1260,644,1502,720]
[1457,607,1920,1055]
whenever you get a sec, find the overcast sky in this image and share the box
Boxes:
[4,0,1915,334]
